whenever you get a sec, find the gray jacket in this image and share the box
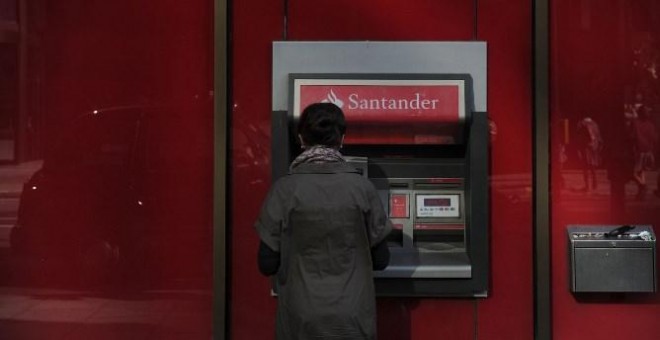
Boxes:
[256,162,392,340]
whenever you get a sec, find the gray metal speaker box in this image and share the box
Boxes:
[568,225,656,293]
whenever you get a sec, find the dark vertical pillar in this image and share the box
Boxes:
[214,0,229,338]
[533,0,551,339]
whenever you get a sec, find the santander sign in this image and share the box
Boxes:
[347,92,440,110]
[295,79,465,125]
[322,88,442,111]
[293,78,467,144]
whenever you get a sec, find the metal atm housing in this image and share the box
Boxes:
[272,72,489,297]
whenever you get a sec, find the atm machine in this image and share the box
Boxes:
[272,71,489,297]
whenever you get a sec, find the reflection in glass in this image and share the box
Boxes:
[0,1,213,339]
[0,0,17,21]
[550,1,660,337]
[553,1,660,222]
[0,44,17,162]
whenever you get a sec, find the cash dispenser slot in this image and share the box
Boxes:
[413,225,465,250]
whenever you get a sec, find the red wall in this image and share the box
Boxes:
[230,1,533,339]
[37,0,214,275]
[2,1,214,338]
[37,0,213,135]
[550,1,660,339]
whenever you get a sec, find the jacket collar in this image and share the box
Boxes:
[289,162,360,175]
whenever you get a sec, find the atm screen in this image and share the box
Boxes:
[424,198,451,207]
[416,194,461,218]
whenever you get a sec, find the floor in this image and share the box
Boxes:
[0,287,212,340]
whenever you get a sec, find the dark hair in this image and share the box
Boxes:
[297,103,347,147]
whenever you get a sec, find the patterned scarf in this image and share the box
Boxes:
[290,145,345,170]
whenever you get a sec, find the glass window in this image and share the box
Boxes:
[551,0,660,338]
[0,2,213,339]
[0,0,17,21]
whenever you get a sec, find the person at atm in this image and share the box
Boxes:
[255,102,392,340]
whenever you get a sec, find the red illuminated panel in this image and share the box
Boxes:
[294,79,466,145]
[299,84,461,125]
[390,194,409,218]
